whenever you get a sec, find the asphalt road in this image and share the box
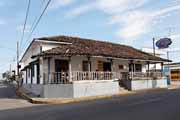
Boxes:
[0,89,180,120]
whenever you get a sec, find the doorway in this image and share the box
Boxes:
[54,60,69,84]
[103,62,111,72]
[55,60,69,72]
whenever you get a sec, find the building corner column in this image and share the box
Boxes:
[39,57,44,84]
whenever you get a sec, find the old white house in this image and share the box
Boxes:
[20,36,171,98]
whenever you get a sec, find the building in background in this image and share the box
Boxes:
[164,62,180,81]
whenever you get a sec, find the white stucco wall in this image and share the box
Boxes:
[23,84,44,96]
[43,84,74,98]
[25,80,119,98]
[129,79,167,90]
[73,81,119,98]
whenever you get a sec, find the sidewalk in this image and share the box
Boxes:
[168,81,180,90]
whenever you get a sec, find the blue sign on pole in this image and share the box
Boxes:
[156,38,172,49]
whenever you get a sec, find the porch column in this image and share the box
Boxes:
[110,59,113,72]
[130,60,134,79]
[133,63,135,72]
[26,69,28,84]
[68,56,72,82]
[34,64,37,84]
[161,62,164,77]
[154,63,157,72]
[39,57,44,84]
[47,57,51,84]
[110,59,114,79]
[147,61,150,80]
[87,56,91,72]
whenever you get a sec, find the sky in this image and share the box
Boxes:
[0,0,180,73]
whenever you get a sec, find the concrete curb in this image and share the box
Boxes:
[16,89,33,103]
[17,88,135,104]
[32,91,138,104]
[17,87,179,105]
[32,95,113,104]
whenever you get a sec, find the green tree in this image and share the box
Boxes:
[2,71,12,81]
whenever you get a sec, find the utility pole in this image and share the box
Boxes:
[16,41,20,77]
[16,41,20,88]
[9,64,11,76]
[153,38,156,71]
[153,37,156,56]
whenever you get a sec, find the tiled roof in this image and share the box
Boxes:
[37,35,171,62]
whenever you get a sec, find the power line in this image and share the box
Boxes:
[20,0,31,49]
[28,0,46,36]
[22,0,52,52]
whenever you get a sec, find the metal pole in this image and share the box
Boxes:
[153,38,156,72]
[9,64,12,76]
[16,41,20,88]
[17,41,20,76]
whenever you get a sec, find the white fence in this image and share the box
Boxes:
[44,71,121,84]
[44,71,165,84]
[129,72,164,80]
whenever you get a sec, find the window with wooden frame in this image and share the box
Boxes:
[119,65,124,70]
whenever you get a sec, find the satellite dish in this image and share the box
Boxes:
[156,38,172,49]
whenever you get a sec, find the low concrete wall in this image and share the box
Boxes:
[73,80,119,98]
[43,84,74,98]
[24,80,119,98]
[23,84,44,96]
[128,79,167,91]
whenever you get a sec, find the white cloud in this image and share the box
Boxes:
[66,2,96,17]
[113,11,152,39]
[97,0,148,14]
[171,33,180,39]
[110,4,180,40]
[67,0,150,41]
[67,1,180,44]
[152,4,180,17]
[67,0,149,17]
[16,25,31,33]
[49,0,74,9]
